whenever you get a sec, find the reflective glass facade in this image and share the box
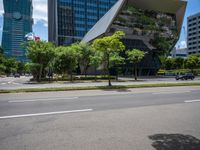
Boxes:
[2,0,33,61]
[48,0,117,45]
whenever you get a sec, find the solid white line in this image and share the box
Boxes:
[12,82,20,85]
[8,97,79,103]
[0,109,93,119]
[152,91,191,95]
[184,100,200,103]
[1,83,6,85]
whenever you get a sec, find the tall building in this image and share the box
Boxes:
[48,0,117,46]
[2,0,33,61]
[187,12,200,55]
[82,0,187,75]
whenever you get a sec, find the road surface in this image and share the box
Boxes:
[0,86,200,149]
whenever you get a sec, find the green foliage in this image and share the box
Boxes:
[0,46,3,54]
[127,49,145,80]
[89,52,102,68]
[26,40,55,81]
[152,37,170,55]
[174,57,184,69]
[127,49,145,64]
[92,31,125,86]
[3,58,18,74]
[76,42,94,76]
[185,54,200,72]
[54,45,80,81]
[110,53,125,67]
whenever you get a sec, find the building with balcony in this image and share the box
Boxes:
[2,0,33,61]
[48,0,117,46]
[187,12,200,55]
[82,0,187,75]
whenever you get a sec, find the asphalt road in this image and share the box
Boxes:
[0,86,200,149]
[0,76,200,90]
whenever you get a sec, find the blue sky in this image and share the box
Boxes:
[0,0,200,48]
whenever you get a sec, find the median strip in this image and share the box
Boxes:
[0,82,200,94]
[0,109,93,119]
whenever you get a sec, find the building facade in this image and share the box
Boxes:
[2,0,33,61]
[171,47,188,58]
[82,0,187,75]
[187,12,200,55]
[48,0,117,46]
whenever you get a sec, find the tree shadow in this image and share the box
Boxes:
[149,134,200,150]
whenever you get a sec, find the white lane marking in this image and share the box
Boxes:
[12,82,20,85]
[152,91,191,95]
[8,97,79,103]
[1,83,6,85]
[184,100,200,103]
[0,109,93,119]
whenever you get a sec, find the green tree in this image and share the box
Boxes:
[0,46,3,54]
[174,57,184,69]
[77,42,93,76]
[127,49,145,80]
[54,46,80,81]
[110,53,125,80]
[26,41,55,81]
[89,52,102,81]
[185,55,199,73]
[4,58,18,75]
[16,61,25,74]
[92,31,125,86]
[152,37,170,56]
[165,58,174,70]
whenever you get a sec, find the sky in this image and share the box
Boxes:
[0,0,200,48]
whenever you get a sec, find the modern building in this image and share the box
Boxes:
[48,0,117,46]
[187,12,200,55]
[170,47,188,58]
[2,0,33,61]
[82,0,187,75]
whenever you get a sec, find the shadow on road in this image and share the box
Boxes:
[149,133,200,150]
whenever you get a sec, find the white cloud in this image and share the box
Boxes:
[0,0,3,16]
[43,23,48,27]
[33,0,48,23]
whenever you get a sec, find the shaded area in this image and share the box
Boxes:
[149,134,200,150]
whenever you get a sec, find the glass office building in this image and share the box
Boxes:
[2,0,33,61]
[48,0,117,46]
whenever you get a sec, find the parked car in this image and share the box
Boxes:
[175,73,195,80]
[14,73,20,78]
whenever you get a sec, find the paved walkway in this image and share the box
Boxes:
[0,76,200,90]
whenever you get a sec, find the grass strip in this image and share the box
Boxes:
[0,82,200,94]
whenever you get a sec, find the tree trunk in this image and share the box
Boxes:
[116,69,118,81]
[38,64,43,82]
[70,71,73,82]
[84,67,87,77]
[107,55,112,86]
[94,67,97,81]
[134,63,137,81]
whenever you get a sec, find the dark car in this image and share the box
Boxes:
[14,73,20,78]
[176,73,195,80]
